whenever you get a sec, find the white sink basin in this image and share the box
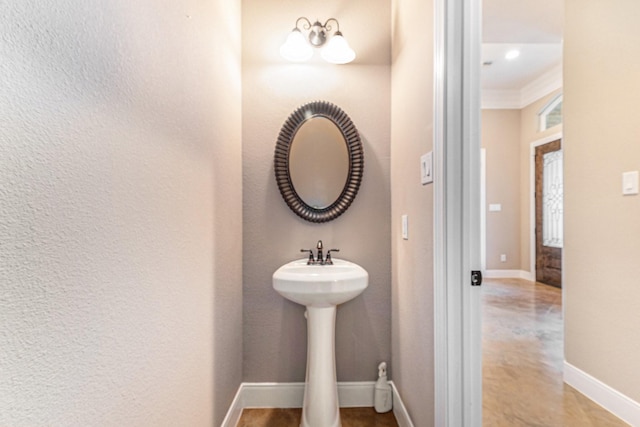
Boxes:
[273,257,368,426]
[273,258,368,307]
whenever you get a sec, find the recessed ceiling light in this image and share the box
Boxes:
[505,49,520,60]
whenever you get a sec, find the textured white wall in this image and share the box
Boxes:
[0,1,242,425]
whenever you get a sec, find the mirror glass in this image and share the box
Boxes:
[289,117,349,209]
[274,100,364,223]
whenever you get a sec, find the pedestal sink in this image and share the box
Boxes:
[273,259,368,427]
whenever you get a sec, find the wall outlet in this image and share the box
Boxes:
[500,254,507,262]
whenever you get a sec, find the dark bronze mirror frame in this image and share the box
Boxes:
[274,101,364,223]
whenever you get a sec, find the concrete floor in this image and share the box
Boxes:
[483,278,629,426]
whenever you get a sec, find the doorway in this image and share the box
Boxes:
[469,0,639,425]
[534,139,563,287]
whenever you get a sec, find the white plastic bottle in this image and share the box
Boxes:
[374,361,393,413]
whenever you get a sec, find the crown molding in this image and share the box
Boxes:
[481,90,522,109]
[520,64,563,108]
[482,64,563,110]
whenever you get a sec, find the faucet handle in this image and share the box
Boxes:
[325,249,340,265]
[301,249,315,265]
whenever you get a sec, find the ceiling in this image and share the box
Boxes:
[482,0,564,92]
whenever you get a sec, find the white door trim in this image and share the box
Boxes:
[528,132,563,281]
[434,0,482,425]
[480,148,486,272]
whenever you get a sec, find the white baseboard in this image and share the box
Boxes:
[390,381,415,427]
[220,384,244,427]
[240,382,305,408]
[221,381,414,427]
[520,270,535,281]
[564,361,640,426]
[484,269,534,281]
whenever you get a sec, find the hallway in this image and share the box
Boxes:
[482,278,628,426]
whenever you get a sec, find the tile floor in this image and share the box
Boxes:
[236,278,629,426]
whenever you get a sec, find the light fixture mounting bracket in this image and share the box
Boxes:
[294,17,341,47]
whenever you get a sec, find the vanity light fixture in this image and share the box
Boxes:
[280,17,356,64]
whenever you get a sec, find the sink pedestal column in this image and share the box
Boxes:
[302,306,341,427]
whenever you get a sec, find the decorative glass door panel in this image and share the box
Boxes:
[535,140,562,288]
[542,150,563,248]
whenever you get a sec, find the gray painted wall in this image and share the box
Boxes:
[241,0,392,382]
[391,0,436,424]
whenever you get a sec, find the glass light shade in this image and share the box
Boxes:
[280,29,314,62]
[505,49,520,60]
[321,33,355,64]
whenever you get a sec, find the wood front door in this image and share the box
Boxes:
[535,139,562,287]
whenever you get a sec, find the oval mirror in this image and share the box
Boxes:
[274,101,364,223]
[289,117,349,209]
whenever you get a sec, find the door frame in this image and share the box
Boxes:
[480,148,487,272]
[433,0,482,424]
[529,132,563,281]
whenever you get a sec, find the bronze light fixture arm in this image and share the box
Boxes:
[291,17,342,47]
[294,17,313,32]
[321,18,340,34]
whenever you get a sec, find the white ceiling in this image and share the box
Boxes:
[482,43,562,90]
[482,0,564,92]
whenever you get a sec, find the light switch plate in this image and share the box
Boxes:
[622,171,639,195]
[421,152,433,185]
[489,204,502,212]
